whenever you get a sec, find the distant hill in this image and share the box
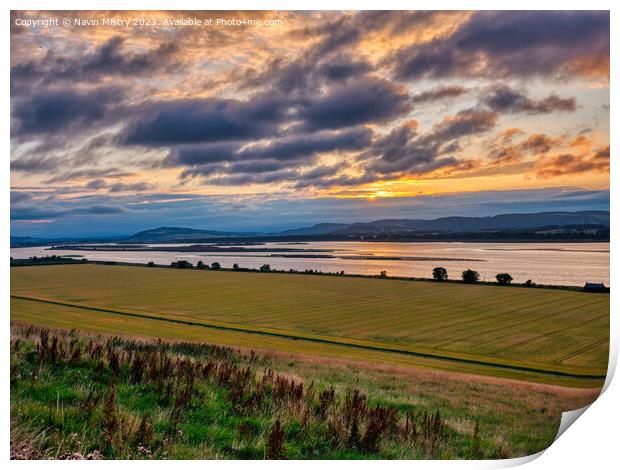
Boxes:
[121,211,609,243]
[279,223,351,236]
[12,211,608,246]
[329,211,610,236]
[122,226,265,243]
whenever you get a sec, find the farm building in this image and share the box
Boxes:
[583,282,608,292]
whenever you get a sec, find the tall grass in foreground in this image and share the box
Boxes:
[10,324,502,460]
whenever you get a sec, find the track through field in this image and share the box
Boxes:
[11,293,608,381]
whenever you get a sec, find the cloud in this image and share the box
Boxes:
[10,191,34,205]
[297,77,412,131]
[75,204,125,214]
[10,206,66,221]
[11,155,60,173]
[487,132,560,163]
[11,36,179,87]
[411,86,470,104]
[166,127,373,181]
[9,10,609,226]
[481,85,576,114]
[10,187,610,236]
[425,109,498,142]
[85,179,153,193]
[108,182,154,193]
[390,11,609,81]
[269,11,456,93]
[122,94,290,146]
[44,168,133,184]
[11,86,123,137]
[535,146,610,178]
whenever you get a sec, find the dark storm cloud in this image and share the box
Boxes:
[298,77,412,131]
[11,87,123,137]
[198,162,352,188]
[122,94,291,146]
[167,127,373,180]
[245,50,375,96]
[411,86,470,104]
[167,105,497,187]
[11,36,179,87]
[355,109,498,177]
[361,124,460,175]
[481,86,576,114]
[80,37,178,79]
[199,169,299,186]
[390,11,609,80]
[318,56,373,82]
[249,11,452,94]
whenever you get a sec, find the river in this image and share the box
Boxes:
[10,241,609,287]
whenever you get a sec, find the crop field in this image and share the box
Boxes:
[10,264,609,386]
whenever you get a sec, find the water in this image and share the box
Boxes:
[11,241,609,287]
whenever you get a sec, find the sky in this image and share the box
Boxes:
[10,10,610,237]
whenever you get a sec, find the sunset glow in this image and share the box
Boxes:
[10,10,610,236]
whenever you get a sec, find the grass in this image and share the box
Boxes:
[10,324,600,460]
[10,264,609,384]
[9,263,609,459]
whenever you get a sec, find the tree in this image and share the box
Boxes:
[210,262,221,270]
[462,269,480,284]
[260,264,271,272]
[174,260,192,269]
[380,270,387,277]
[196,261,206,269]
[432,267,448,281]
[495,273,513,285]
[232,263,239,270]
[147,261,155,267]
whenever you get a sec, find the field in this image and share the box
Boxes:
[10,324,600,459]
[10,263,609,459]
[10,264,609,385]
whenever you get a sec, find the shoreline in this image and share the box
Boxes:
[11,237,610,249]
[9,257,610,293]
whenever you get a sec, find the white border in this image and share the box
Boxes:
[4,1,617,468]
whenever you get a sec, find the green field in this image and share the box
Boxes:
[9,324,601,459]
[10,264,609,385]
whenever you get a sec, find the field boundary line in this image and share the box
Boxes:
[11,293,607,381]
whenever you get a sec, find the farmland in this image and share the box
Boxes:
[9,264,609,459]
[9,324,601,459]
[10,264,609,385]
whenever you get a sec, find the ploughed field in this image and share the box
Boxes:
[10,264,609,386]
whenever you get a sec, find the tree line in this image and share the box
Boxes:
[433,267,518,286]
